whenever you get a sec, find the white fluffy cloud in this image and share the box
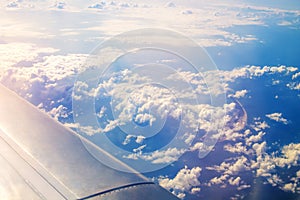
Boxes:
[288,82,300,91]
[228,176,241,186]
[48,105,69,120]
[266,113,288,125]
[274,143,300,168]
[181,10,193,15]
[224,142,248,154]
[158,166,202,198]
[0,43,58,75]
[135,135,145,144]
[88,2,106,9]
[245,131,265,146]
[122,134,145,145]
[249,142,300,193]
[282,183,297,193]
[0,42,89,107]
[228,90,248,98]
[53,2,66,9]
[165,2,176,8]
[247,65,298,77]
[207,156,250,175]
[124,147,187,164]
[251,120,270,131]
[6,1,18,8]
[292,72,300,80]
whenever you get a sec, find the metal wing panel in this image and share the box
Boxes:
[0,154,41,200]
[0,133,65,199]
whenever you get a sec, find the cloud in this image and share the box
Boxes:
[78,1,282,47]
[78,125,102,136]
[0,44,91,107]
[223,156,250,175]
[92,69,186,137]
[237,184,251,191]
[247,65,298,77]
[266,113,288,125]
[0,44,85,83]
[1,51,89,110]
[122,134,145,145]
[224,142,248,154]
[135,135,145,144]
[272,80,280,85]
[292,72,300,80]
[267,174,283,187]
[274,143,300,168]
[207,156,250,175]
[228,90,248,98]
[48,105,69,120]
[208,174,229,186]
[124,147,187,164]
[0,44,242,148]
[0,43,58,74]
[190,142,214,153]
[3,0,300,48]
[119,2,130,8]
[287,82,300,90]
[165,2,176,8]
[158,166,202,198]
[52,2,66,9]
[133,144,146,153]
[134,113,156,126]
[122,135,134,145]
[71,120,121,136]
[252,120,270,131]
[296,170,300,178]
[245,131,265,146]
[208,172,250,191]
[191,187,201,194]
[253,147,272,178]
[81,66,271,165]
[6,1,18,8]
[102,120,120,133]
[88,2,106,9]
[248,141,300,194]
[205,124,299,194]
[278,20,293,26]
[72,81,93,101]
[172,65,297,100]
[282,170,300,193]
[64,122,80,129]
[97,106,107,118]
[282,183,297,193]
[181,10,193,15]
[228,176,241,186]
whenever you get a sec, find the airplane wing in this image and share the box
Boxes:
[0,84,179,200]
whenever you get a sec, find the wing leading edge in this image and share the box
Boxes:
[0,84,179,200]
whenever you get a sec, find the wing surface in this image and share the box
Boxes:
[0,84,179,200]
